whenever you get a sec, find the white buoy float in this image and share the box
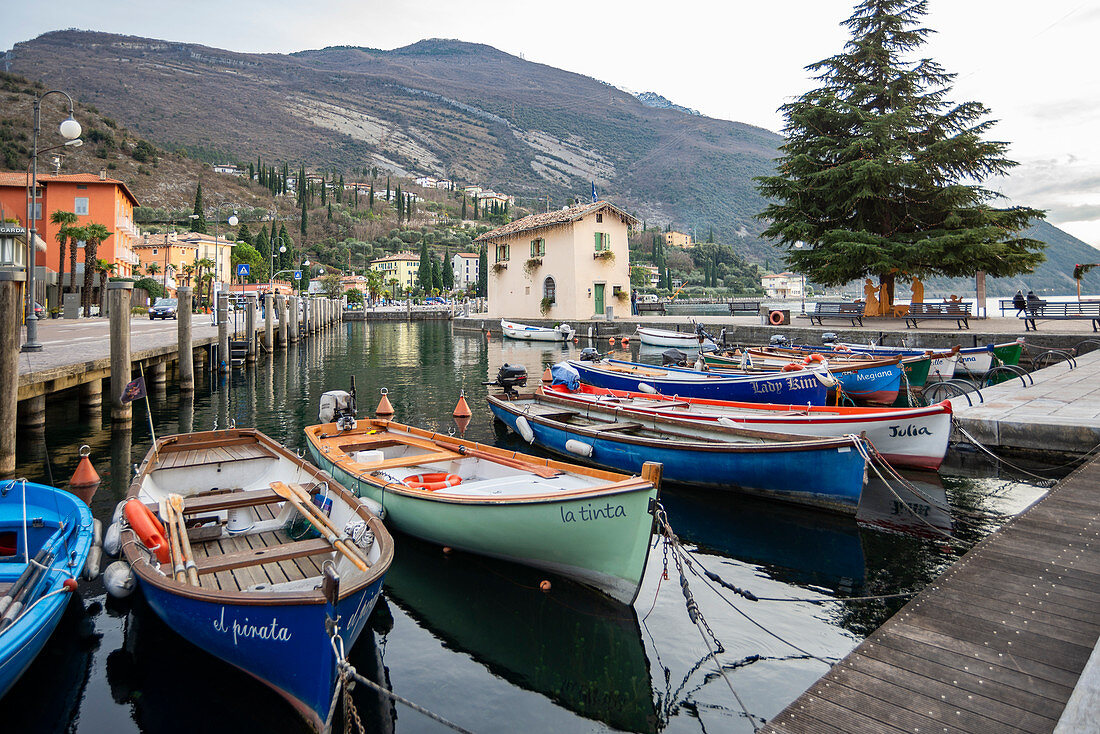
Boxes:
[515,416,535,444]
[565,439,593,458]
[104,561,136,599]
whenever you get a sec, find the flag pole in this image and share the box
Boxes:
[138,363,159,461]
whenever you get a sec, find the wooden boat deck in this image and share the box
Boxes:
[761,454,1100,733]
[190,503,329,592]
[157,442,276,469]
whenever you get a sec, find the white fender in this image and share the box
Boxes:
[83,545,102,581]
[92,518,103,546]
[637,383,657,394]
[357,496,385,520]
[813,371,837,387]
[103,522,122,557]
[111,500,127,526]
[515,415,535,444]
[104,561,136,599]
[565,439,594,457]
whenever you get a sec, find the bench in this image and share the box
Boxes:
[636,301,666,314]
[903,302,971,329]
[1020,301,1100,331]
[809,301,865,326]
[728,301,761,316]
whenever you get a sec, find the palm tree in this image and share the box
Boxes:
[387,278,399,302]
[194,258,215,308]
[81,223,112,315]
[95,259,117,314]
[145,262,160,278]
[180,263,195,288]
[50,210,78,297]
[365,269,383,305]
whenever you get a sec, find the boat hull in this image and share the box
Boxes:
[569,359,828,404]
[139,576,383,732]
[308,443,656,605]
[488,400,867,515]
[635,327,710,349]
[501,319,574,342]
[540,385,951,471]
[0,481,94,699]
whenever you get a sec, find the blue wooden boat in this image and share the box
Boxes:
[567,358,830,404]
[487,392,869,514]
[0,479,94,699]
[119,429,393,733]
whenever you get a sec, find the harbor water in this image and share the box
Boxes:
[3,321,1061,733]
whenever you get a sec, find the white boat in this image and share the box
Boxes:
[635,326,716,349]
[501,318,576,342]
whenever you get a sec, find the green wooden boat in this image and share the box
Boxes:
[304,418,661,605]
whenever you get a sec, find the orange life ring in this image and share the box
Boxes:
[803,353,826,365]
[834,345,851,352]
[781,362,802,372]
[124,498,170,563]
[403,473,463,491]
[768,310,784,325]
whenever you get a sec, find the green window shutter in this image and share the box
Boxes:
[594,233,601,251]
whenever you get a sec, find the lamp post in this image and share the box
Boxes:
[794,241,806,315]
[23,91,82,351]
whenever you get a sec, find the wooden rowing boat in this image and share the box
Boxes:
[119,429,392,733]
[501,318,576,341]
[304,418,661,605]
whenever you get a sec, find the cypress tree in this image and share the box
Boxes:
[431,256,442,292]
[236,223,252,244]
[336,174,344,203]
[418,241,431,292]
[369,184,375,210]
[327,203,332,221]
[756,0,1044,310]
[320,174,327,205]
[300,200,307,240]
[442,248,454,290]
[461,195,467,220]
[190,182,207,233]
[407,194,414,220]
[477,245,488,297]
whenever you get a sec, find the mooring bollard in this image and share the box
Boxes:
[79,378,102,415]
[264,293,274,353]
[275,294,287,347]
[246,294,258,363]
[178,286,194,392]
[289,295,300,343]
[0,270,24,472]
[108,281,133,423]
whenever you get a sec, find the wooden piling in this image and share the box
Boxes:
[289,295,300,343]
[217,293,229,373]
[246,294,257,363]
[265,293,274,351]
[177,286,194,392]
[108,281,133,423]
[275,294,287,347]
[0,271,24,473]
[79,378,102,414]
[150,360,167,387]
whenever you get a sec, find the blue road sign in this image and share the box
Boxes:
[293,270,302,280]
[236,263,250,277]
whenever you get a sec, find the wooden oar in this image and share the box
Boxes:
[269,482,368,572]
[168,494,200,587]
[160,499,186,583]
[431,438,560,478]
[282,483,372,571]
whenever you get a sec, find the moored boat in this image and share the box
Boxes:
[567,357,831,404]
[541,383,952,470]
[703,350,904,405]
[501,318,576,342]
[1,480,94,700]
[304,411,661,605]
[487,391,869,515]
[832,343,960,381]
[635,325,716,349]
[119,429,393,733]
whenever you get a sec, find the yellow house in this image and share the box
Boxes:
[664,230,693,248]
[370,252,420,291]
[476,201,638,321]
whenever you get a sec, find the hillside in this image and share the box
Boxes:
[4,30,782,259]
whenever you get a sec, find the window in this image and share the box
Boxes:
[76,184,88,190]
[530,238,545,257]
[74,197,89,216]
[543,277,556,304]
[152,248,158,255]
[495,243,510,262]
[594,232,610,251]
[596,213,603,223]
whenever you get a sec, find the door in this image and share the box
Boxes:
[594,283,605,315]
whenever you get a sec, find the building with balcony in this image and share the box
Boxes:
[452,252,480,290]
[370,252,420,291]
[761,272,805,299]
[664,230,693,248]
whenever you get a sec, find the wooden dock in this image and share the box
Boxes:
[762,454,1100,733]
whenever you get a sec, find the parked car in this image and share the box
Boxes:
[28,301,45,318]
[149,297,178,320]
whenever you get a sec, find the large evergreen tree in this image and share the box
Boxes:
[756,0,1044,312]
[477,246,488,297]
[190,182,207,234]
[418,241,431,292]
[442,249,454,290]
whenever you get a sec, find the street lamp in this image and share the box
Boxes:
[23,91,81,351]
[793,241,806,315]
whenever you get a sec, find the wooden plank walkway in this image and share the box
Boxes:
[762,454,1100,734]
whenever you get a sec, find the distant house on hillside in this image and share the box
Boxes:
[452,252,480,290]
[664,230,693,248]
[369,252,420,291]
[463,186,482,197]
[761,272,804,299]
[475,201,637,321]
[212,164,244,176]
[415,176,439,188]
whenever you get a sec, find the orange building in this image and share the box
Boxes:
[0,170,142,297]
[135,233,200,296]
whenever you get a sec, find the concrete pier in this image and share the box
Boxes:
[17,394,45,432]
[79,378,102,414]
[108,281,133,423]
[150,360,167,388]
[177,286,194,392]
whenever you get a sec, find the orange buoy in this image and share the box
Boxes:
[442,546,452,554]
[620,337,630,346]
[542,366,552,383]
[69,445,100,491]
[453,391,472,418]
[609,337,615,345]
[573,338,578,343]
[453,414,471,436]
[63,578,79,592]
[539,580,551,592]
[375,388,394,416]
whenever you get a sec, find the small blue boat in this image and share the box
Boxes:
[487,393,868,514]
[119,429,393,733]
[567,358,830,404]
[1,479,94,699]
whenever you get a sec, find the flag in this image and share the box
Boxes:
[591,181,598,203]
[120,376,147,404]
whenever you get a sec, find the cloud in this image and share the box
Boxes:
[1044,203,1100,224]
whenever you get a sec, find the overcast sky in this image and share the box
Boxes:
[5,1,1098,247]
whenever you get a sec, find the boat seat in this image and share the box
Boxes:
[588,422,644,433]
[194,538,333,576]
[176,488,285,514]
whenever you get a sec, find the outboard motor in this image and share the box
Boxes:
[578,347,600,362]
[661,348,688,366]
[769,334,789,346]
[485,363,528,397]
[821,332,839,345]
[319,376,358,431]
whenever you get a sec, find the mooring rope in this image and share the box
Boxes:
[952,419,1097,480]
